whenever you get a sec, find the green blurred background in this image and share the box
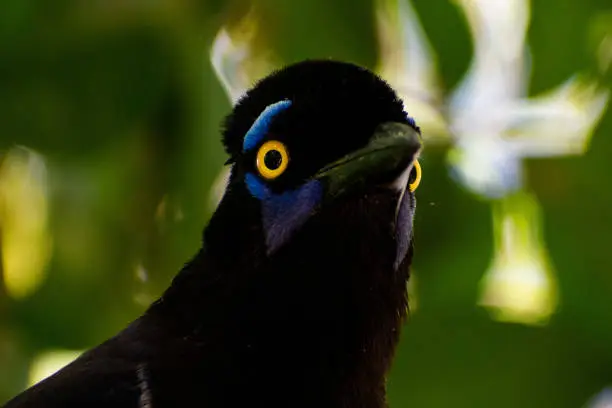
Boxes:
[1,0,611,406]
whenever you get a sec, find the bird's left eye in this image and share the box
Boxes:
[408,160,422,192]
[256,140,289,180]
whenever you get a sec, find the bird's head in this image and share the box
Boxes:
[206,60,422,270]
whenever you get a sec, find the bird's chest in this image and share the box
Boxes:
[146,281,399,408]
[145,344,389,408]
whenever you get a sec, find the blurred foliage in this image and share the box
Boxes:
[1,0,611,407]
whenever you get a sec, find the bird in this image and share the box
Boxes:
[3,59,422,408]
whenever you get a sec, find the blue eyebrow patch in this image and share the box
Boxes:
[243,100,292,152]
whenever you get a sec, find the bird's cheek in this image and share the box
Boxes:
[247,176,323,256]
[394,191,415,270]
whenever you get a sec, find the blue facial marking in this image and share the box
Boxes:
[394,190,415,270]
[242,100,292,152]
[242,100,318,254]
[261,180,322,255]
[245,172,271,200]
[245,172,322,255]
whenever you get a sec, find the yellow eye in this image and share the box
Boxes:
[256,140,289,180]
[408,160,422,192]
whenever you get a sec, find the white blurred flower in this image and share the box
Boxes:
[448,0,608,197]
[585,387,612,408]
[374,0,609,324]
[210,8,277,104]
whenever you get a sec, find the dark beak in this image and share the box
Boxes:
[314,122,422,199]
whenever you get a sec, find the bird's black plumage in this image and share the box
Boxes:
[3,60,422,408]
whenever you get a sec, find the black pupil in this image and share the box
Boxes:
[264,149,283,170]
[408,167,417,183]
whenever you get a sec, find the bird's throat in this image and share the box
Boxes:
[155,191,411,407]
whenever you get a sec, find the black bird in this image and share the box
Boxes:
[3,60,422,408]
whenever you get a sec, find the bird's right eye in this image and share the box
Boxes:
[256,140,290,180]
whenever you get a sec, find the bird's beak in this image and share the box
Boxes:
[314,122,422,199]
